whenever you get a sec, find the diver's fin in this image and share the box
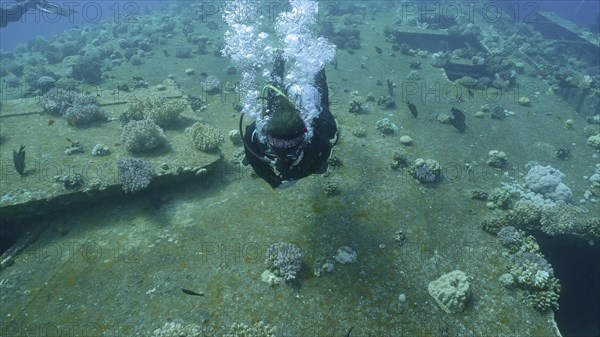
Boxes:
[314,69,329,107]
[272,49,285,82]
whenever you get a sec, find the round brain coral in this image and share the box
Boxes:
[428,270,471,314]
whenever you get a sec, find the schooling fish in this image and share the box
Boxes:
[375,46,382,54]
[406,101,418,117]
[450,107,466,133]
[13,145,25,176]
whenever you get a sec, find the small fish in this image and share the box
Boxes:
[162,49,169,57]
[66,138,79,146]
[467,88,474,99]
[113,143,121,147]
[407,101,418,117]
[345,326,355,337]
[13,145,26,176]
[48,119,55,126]
[181,288,204,296]
[375,46,382,54]
[557,116,564,124]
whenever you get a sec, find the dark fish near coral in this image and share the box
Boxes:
[387,79,394,96]
[406,101,418,117]
[13,145,25,176]
[375,46,382,54]
[450,107,466,133]
[48,119,55,126]
[181,288,204,296]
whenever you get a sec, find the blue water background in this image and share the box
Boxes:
[0,0,165,50]
[0,0,599,51]
[541,0,599,29]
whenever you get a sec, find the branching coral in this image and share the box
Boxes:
[188,122,225,151]
[125,95,186,128]
[264,242,302,282]
[121,119,168,153]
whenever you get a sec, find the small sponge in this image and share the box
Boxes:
[428,270,471,313]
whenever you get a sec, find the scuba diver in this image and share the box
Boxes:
[1,0,74,27]
[240,52,338,189]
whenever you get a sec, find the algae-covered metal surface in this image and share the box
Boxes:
[0,59,579,335]
[0,84,221,221]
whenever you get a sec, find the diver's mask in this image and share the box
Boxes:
[261,84,307,173]
[265,134,305,173]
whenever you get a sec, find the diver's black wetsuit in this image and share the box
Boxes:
[0,0,37,27]
[243,57,337,189]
